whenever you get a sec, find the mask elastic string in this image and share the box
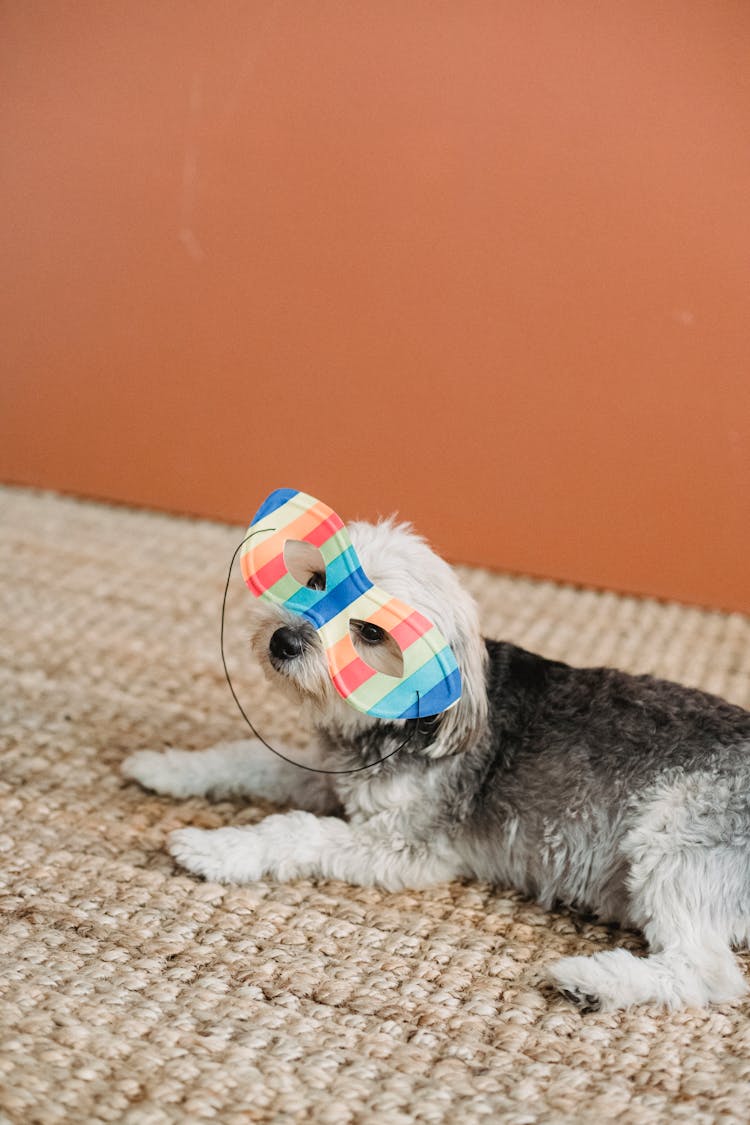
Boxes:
[220,532,419,775]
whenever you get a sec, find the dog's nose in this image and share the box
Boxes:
[269,626,306,661]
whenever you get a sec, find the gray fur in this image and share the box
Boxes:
[328,638,750,923]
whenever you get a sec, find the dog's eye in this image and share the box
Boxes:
[349,619,404,676]
[350,620,385,645]
[306,572,325,591]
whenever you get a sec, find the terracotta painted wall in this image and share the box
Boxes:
[2,2,749,612]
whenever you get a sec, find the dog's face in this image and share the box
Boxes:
[246,517,488,752]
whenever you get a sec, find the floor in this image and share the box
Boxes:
[2,484,750,1123]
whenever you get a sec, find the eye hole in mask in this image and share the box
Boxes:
[349,619,405,678]
[283,540,327,591]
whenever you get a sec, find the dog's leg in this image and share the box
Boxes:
[168,810,463,889]
[548,932,746,1012]
[549,780,750,1010]
[122,741,338,813]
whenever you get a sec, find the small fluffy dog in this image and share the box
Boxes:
[124,517,750,1011]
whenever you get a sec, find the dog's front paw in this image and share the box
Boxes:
[168,826,265,883]
[123,750,179,795]
[168,828,223,880]
[123,748,209,798]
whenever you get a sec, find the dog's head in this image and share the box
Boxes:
[246,516,488,756]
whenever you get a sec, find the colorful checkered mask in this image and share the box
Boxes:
[239,489,462,720]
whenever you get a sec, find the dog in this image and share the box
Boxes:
[123,516,750,1011]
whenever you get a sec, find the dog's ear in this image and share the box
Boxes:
[424,615,488,757]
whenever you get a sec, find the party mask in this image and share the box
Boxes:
[240,489,462,720]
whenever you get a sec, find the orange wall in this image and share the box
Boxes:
[2,2,749,613]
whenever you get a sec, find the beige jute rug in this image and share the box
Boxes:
[2,484,750,1124]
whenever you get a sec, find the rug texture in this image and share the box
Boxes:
[2,485,750,1124]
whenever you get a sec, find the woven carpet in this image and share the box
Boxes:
[2,485,750,1124]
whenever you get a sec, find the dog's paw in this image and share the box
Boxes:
[557,986,602,1014]
[122,749,197,797]
[168,827,222,880]
[547,954,619,1012]
[168,826,264,883]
